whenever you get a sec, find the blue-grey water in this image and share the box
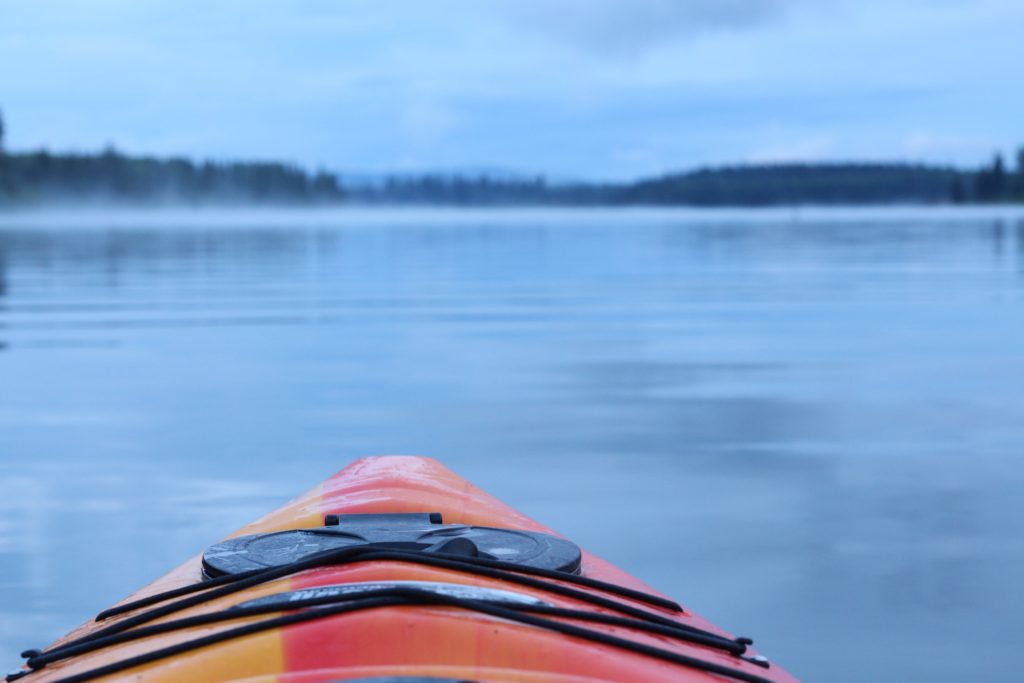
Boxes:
[2,207,1024,682]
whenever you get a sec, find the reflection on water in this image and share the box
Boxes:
[2,208,1024,681]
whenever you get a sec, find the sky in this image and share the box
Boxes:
[1,0,1022,180]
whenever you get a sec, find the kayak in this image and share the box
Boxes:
[7,456,799,683]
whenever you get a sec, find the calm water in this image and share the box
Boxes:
[2,207,1024,681]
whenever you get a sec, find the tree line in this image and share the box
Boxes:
[0,149,346,206]
[352,156,1024,206]
[951,151,1024,203]
[1,109,1023,207]
[0,109,344,206]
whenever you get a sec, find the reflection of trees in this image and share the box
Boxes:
[991,220,1006,259]
[0,226,355,344]
[0,234,6,350]
[1018,221,1024,276]
[0,227,341,297]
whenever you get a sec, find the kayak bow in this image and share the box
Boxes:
[7,456,799,683]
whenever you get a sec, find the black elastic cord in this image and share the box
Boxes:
[46,546,708,662]
[15,597,406,683]
[27,586,744,672]
[93,568,265,621]
[97,544,680,621]
[21,590,774,683]
[383,548,683,611]
[336,550,694,631]
[14,545,764,683]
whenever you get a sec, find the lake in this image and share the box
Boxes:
[2,207,1024,682]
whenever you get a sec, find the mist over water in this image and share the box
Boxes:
[2,207,1024,681]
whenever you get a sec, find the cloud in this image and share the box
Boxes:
[496,0,794,56]
[2,0,1023,175]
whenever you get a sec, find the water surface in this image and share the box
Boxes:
[2,207,1024,681]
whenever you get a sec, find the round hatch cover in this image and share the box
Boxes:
[203,513,582,577]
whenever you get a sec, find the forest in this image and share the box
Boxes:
[348,155,1024,206]
[0,148,346,206]
[1,110,1022,207]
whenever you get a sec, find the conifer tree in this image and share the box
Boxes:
[993,153,1006,186]
[1016,146,1024,199]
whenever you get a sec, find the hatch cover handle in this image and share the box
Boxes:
[323,512,443,527]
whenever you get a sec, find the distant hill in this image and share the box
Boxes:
[341,159,1023,206]
[617,163,960,206]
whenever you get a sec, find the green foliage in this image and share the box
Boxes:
[970,152,1021,203]
[357,157,1024,206]
[1016,147,1024,201]
[615,163,959,206]
[0,147,345,206]
[2,140,1024,207]
[355,164,962,206]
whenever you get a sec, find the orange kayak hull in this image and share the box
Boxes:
[18,456,799,683]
